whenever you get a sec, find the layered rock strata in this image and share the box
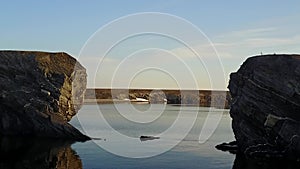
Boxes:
[0,51,89,140]
[229,54,300,159]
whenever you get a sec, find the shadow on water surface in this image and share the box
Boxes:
[3,136,300,169]
[0,137,82,169]
[233,153,300,169]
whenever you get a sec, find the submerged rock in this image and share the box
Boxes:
[0,51,89,141]
[139,135,160,141]
[215,141,238,154]
[228,54,300,159]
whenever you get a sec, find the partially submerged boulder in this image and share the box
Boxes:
[139,135,160,141]
[0,51,89,141]
[228,54,300,159]
[215,141,238,154]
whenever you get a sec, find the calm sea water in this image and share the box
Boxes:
[70,104,235,169]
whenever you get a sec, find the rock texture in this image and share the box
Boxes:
[0,51,89,140]
[229,54,300,159]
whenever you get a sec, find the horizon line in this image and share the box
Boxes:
[86,88,229,92]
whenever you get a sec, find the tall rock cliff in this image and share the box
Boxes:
[229,54,300,159]
[0,51,89,140]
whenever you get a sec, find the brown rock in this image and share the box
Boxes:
[0,51,89,141]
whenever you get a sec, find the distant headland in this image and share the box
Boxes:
[84,88,231,109]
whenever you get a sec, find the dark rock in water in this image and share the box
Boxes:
[140,135,160,141]
[0,51,89,141]
[215,141,238,154]
[228,54,300,159]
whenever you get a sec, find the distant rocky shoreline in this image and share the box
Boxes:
[84,88,231,109]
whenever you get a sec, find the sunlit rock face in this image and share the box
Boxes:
[229,54,300,159]
[0,51,89,140]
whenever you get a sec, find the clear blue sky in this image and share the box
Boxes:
[1,1,300,89]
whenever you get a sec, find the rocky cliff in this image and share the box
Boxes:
[0,51,89,140]
[229,54,300,159]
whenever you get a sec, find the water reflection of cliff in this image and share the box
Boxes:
[233,153,300,169]
[0,137,82,169]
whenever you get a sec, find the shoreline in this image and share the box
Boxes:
[83,98,230,109]
[84,88,231,109]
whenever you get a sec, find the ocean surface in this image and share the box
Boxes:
[70,104,235,169]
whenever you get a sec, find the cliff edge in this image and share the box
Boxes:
[228,54,300,159]
[0,51,89,141]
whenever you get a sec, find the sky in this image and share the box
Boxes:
[1,0,300,90]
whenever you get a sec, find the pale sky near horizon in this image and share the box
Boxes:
[1,1,300,90]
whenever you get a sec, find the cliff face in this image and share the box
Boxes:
[229,54,300,158]
[0,51,88,140]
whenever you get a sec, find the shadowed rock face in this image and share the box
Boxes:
[229,54,300,159]
[0,51,89,140]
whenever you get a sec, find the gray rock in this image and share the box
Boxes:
[0,51,89,141]
[215,141,238,154]
[149,90,166,104]
[229,54,300,159]
[139,135,160,141]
